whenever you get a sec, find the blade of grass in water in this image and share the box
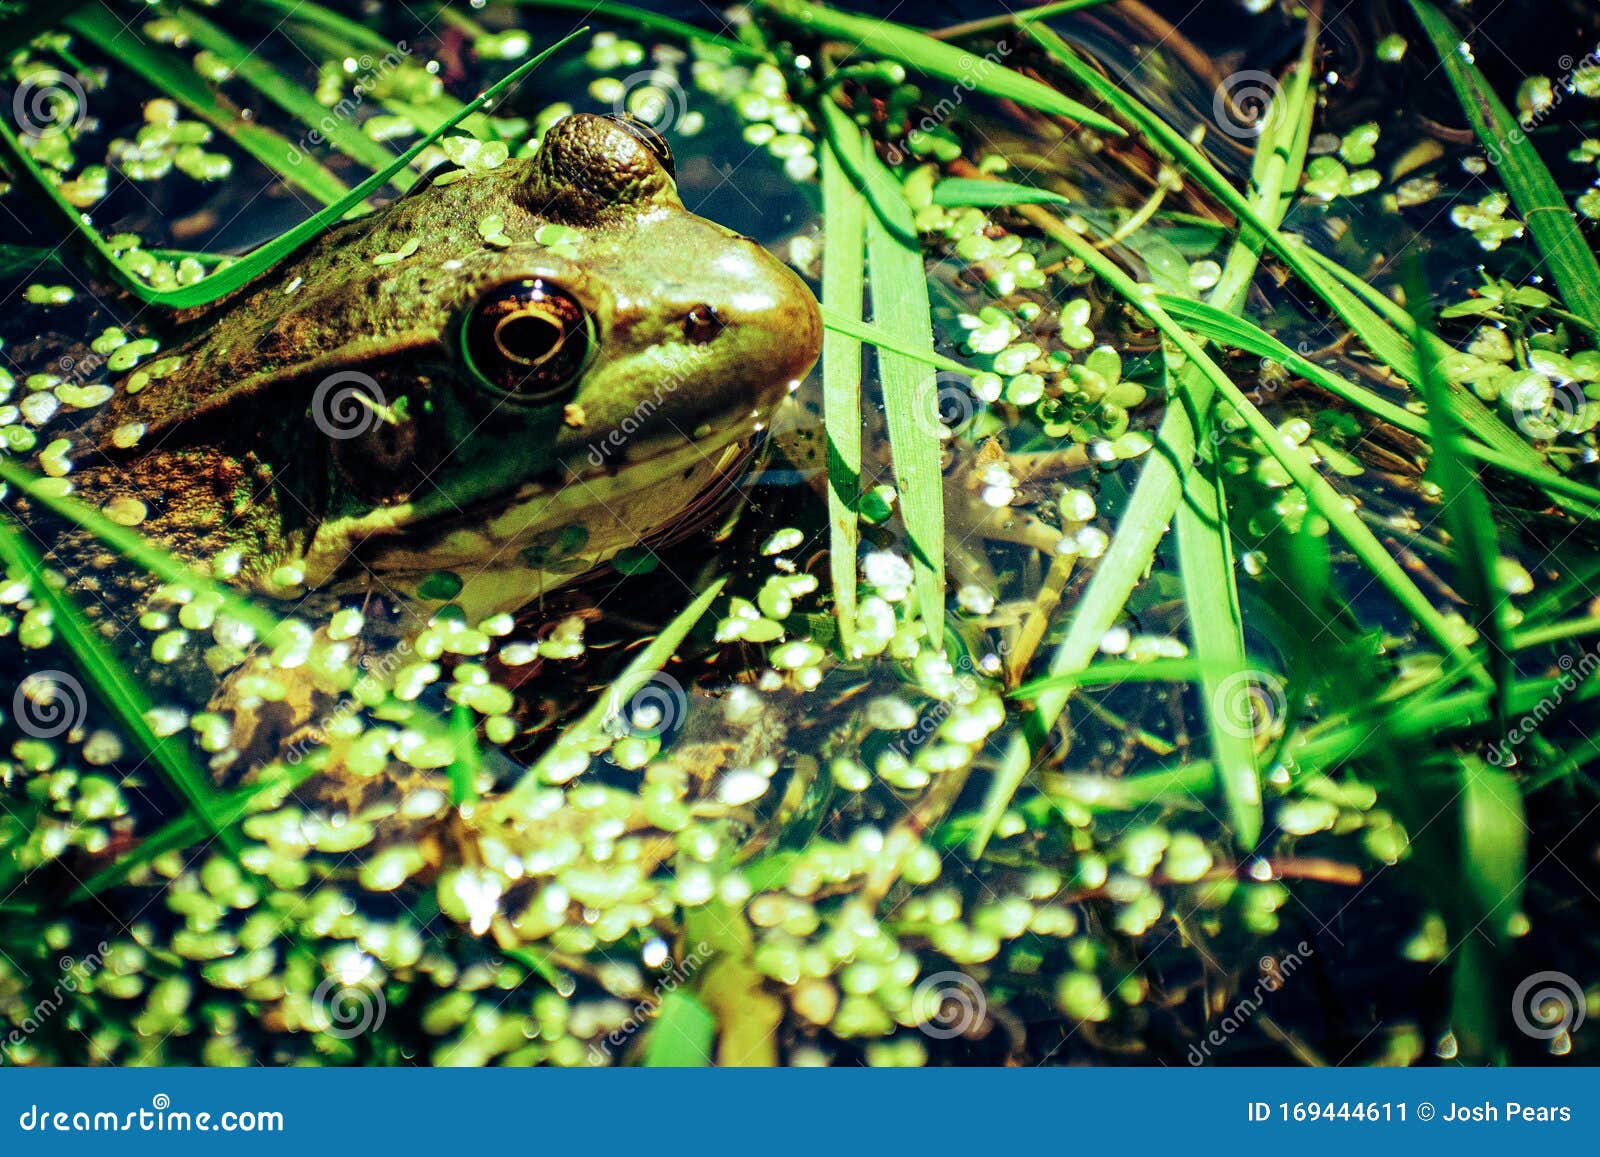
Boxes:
[0,519,241,856]
[819,308,970,375]
[1411,0,1600,334]
[500,577,728,810]
[969,48,1317,853]
[758,0,1123,135]
[859,134,947,641]
[643,990,716,1066]
[1406,268,1513,721]
[510,0,765,62]
[1157,294,1600,515]
[1166,39,1315,853]
[64,6,349,206]
[0,29,586,309]
[821,130,866,655]
[1023,22,1545,473]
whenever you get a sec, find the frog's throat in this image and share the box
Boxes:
[294,422,755,613]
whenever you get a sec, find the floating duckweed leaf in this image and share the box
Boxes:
[373,237,422,266]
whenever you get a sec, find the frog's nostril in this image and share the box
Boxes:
[683,303,725,344]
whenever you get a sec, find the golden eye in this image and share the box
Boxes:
[605,113,675,177]
[461,279,593,402]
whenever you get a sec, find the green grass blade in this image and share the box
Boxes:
[173,7,415,191]
[643,990,717,1066]
[1024,22,1544,471]
[511,0,765,61]
[821,131,866,655]
[932,178,1074,209]
[860,136,946,640]
[0,29,586,309]
[502,577,728,809]
[819,307,971,374]
[0,520,240,855]
[1406,272,1513,718]
[760,0,1123,134]
[1411,0,1600,332]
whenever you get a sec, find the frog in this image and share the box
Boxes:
[13,113,820,786]
[38,112,820,631]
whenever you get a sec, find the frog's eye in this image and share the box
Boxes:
[461,279,594,402]
[605,113,675,178]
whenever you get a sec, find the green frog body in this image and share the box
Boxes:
[53,113,821,626]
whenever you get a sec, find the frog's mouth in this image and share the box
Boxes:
[300,411,770,616]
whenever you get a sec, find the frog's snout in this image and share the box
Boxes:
[713,238,822,399]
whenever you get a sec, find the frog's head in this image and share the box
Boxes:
[100,114,821,614]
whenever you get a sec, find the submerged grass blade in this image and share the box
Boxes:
[859,137,947,640]
[759,0,1122,134]
[0,519,240,855]
[0,29,586,309]
[1411,0,1600,333]
[819,308,970,375]
[821,131,867,654]
[503,577,728,808]
[512,0,766,62]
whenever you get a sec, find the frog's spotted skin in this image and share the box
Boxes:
[61,112,821,620]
